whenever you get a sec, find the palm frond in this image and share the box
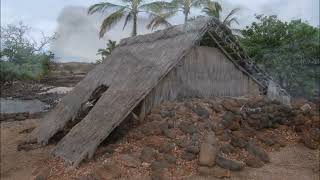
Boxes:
[88,2,125,15]
[146,11,175,30]
[123,13,133,30]
[222,8,240,24]
[191,0,211,8]
[139,2,172,12]
[99,7,126,38]
[202,1,222,18]
[226,17,239,26]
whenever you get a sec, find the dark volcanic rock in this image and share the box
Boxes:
[245,155,264,168]
[159,142,175,153]
[151,160,169,171]
[220,144,236,154]
[245,141,270,163]
[163,154,177,164]
[181,152,196,161]
[185,145,200,154]
[160,110,175,118]
[192,105,210,118]
[215,154,245,171]
[140,147,156,163]
[179,121,198,134]
[176,138,189,148]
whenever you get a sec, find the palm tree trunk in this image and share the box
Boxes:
[184,13,188,29]
[132,13,137,37]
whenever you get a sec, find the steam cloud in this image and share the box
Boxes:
[50,6,152,62]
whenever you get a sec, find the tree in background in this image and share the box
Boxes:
[88,0,169,37]
[96,40,118,63]
[0,22,56,82]
[202,4,240,28]
[148,0,212,29]
[240,15,320,99]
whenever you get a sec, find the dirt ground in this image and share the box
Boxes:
[1,118,319,180]
[0,119,53,180]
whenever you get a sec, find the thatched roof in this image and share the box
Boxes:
[30,17,288,166]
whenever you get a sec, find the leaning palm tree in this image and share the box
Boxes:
[88,0,167,38]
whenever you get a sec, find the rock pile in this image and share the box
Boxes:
[46,96,319,179]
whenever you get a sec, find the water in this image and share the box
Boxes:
[0,98,48,114]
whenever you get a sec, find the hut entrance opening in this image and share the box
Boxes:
[49,85,109,143]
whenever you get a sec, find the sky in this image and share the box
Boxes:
[1,0,319,62]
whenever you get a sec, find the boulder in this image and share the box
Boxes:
[198,143,218,166]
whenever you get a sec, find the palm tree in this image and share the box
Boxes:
[146,9,175,31]
[202,1,240,27]
[97,40,117,63]
[147,0,211,29]
[88,0,167,38]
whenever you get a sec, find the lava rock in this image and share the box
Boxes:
[245,141,270,163]
[198,143,218,166]
[151,160,169,171]
[159,142,175,153]
[192,105,210,119]
[204,131,218,145]
[185,145,200,154]
[140,147,156,163]
[160,110,175,118]
[163,154,177,164]
[220,144,236,154]
[162,128,176,139]
[33,167,50,180]
[179,121,198,134]
[119,154,140,168]
[245,155,264,168]
[301,133,319,150]
[181,152,196,161]
[215,154,245,171]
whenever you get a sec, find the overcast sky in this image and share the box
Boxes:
[2,0,319,62]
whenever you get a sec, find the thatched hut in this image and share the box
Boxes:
[31,17,289,166]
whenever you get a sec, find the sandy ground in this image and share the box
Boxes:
[1,119,319,180]
[0,119,53,180]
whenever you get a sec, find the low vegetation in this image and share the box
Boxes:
[0,22,55,83]
[240,15,320,99]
